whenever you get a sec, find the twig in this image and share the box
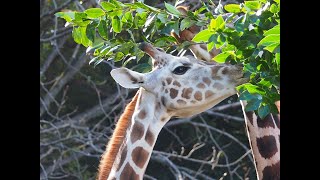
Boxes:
[40,0,76,19]
[211,102,241,111]
[205,110,244,122]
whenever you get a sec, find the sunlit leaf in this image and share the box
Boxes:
[84,8,105,18]
[164,2,182,16]
[112,16,122,33]
[192,29,214,42]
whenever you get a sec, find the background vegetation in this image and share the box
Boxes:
[40,0,279,179]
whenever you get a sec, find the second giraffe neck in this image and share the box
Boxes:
[108,88,170,180]
[240,100,280,180]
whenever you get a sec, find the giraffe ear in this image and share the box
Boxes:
[110,68,145,89]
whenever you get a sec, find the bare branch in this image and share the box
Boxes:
[40,0,76,19]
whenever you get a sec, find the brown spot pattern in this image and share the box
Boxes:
[202,77,211,86]
[173,81,181,87]
[205,91,214,99]
[169,88,178,99]
[181,88,193,99]
[256,135,278,159]
[213,76,222,80]
[221,67,229,74]
[131,147,150,169]
[138,109,146,120]
[145,127,155,146]
[196,83,205,89]
[191,100,197,104]
[194,91,202,101]
[262,161,280,180]
[162,81,165,86]
[120,163,140,180]
[165,89,168,93]
[212,82,224,90]
[257,114,275,128]
[130,122,145,143]
[245,111,254,125]
[166,78,172,85]
[177,99,187,105]
[211,66,223,76]
[116,145,127,171]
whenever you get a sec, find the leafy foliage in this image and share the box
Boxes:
[56,0,280,118]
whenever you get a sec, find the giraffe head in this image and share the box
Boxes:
[111,42,248,118]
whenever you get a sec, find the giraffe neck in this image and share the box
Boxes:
[101,88,170,180]
[240,100,280,180]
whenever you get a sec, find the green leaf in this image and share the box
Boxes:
[55,12,75,22]
[80,26,91,47]
[86,22,96,43]
[157,13,168,23]
[258,34,280,47]
[264,42,279,53]
[112,16,122,33]
[84,8,105,18]
[243,83,266,95]
[194,6,206,16]
[209,18,216,30]
[207,41,215,52]
[122,12,133,28]
[213,52,230,63]
[274,0,280,4]
[74,12,87,21]
[192,29,214,43]
[275,53,280,67]
[180,18,195,31]
[244,1,261,10]
[72,27,82,44]
[100,2,116,11]
[245,98,262,111]
[108,9,122,17]
[264,25,280,36]
[258,79,272,87]
[216,15,225,30]
[238,90,256,100]
[270,4,278,13]
[224,4,241,13]
[258,104,270,119]
[114,52,125,62]
[98,20,108,39]
[234,15,246,32]
[164,2,182,16]
[71,27,92,47]
[133,63,152,73]
[109,0,123,8]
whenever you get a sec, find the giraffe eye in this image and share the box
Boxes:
[173,66,190,75]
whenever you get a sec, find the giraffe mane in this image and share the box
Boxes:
[97,90,140,180]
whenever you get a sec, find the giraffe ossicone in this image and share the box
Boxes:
[98,42,249,180]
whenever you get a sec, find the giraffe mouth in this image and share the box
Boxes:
[235,76,250,85]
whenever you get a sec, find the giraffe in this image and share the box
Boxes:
[97,42,249,180]
[171,6,280,180]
